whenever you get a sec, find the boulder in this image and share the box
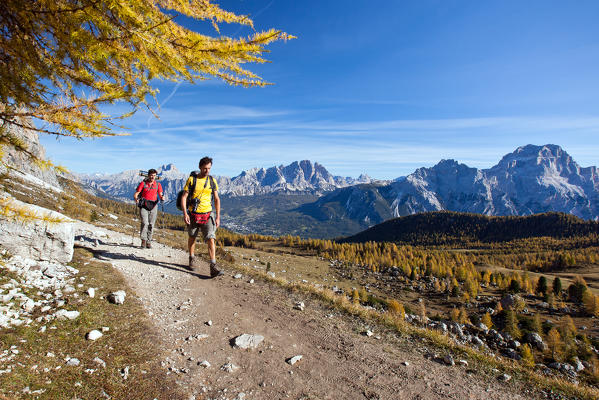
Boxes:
[525,332,547,352]
[500,294,523,310]
[0,195,74,264]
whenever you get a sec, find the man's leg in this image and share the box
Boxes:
[187,221,201,270]
[146,206,158,246]
[139,208,149,247]
[188,236,196,256]
[207,238,215,261]
[203,218,222,277]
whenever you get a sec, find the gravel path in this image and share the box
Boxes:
[76,222,540,400]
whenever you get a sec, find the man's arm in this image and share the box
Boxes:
[133,182,142,202]
[181,191,190,225]
[213,190,220,228]
[158,183,165,201]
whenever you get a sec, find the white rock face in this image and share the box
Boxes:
[0,195,74,264]
[233,334,264,349]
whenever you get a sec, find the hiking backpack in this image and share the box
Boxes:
[176,172,216,212]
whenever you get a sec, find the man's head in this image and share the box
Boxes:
[147,168,157,180]
[198,157,212,177]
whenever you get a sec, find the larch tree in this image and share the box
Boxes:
[0,0,292,149]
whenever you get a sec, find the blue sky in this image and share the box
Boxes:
[39,0,599,179]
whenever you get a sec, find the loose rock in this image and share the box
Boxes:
[107,290,126,305]
[86,330,103,341]
[233,334,264,349]
[286,355,303,365]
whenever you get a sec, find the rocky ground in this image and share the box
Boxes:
[65,221,546,400]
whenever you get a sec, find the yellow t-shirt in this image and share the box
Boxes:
[183,175,218,213]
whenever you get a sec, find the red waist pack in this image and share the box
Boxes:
[191,212,211,224]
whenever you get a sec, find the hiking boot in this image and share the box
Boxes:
[146,241,152,248]
[210,262,223,278]
[188,256,200,271]
[141,240,147,248]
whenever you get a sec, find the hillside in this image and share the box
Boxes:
[342,211,599,245]
[0,172,553,400]
[3,126,599,399]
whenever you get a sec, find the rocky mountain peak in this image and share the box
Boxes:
[492,144,577,175]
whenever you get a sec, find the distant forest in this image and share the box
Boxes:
[341,211,599,246]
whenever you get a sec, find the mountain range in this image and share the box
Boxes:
[77,160,377,203]
[77,144,599,238]
[307,144,598,231]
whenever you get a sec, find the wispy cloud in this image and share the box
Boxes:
[40,108,599,179]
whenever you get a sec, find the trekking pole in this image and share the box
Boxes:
[157,200,164,242]
[131,202,137,246]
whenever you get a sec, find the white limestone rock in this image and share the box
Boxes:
[54,310,80,320]
[0,195,74,264]
[66,357,80,366]
[93,357,107,368]
[107,290,126,305]
[86,330,103,341]
[220,362,239,373]
[286,355,303,365]
[233,334,264,349]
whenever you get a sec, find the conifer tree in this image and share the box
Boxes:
[531,313,542,335]
[504,309,522,339]
[481,312,493,329]
[559,316,577,346]
[583,292,599,317]
[546,328,562,361]
[568,276,588,303]
[520,343,535,368]
[536,276,548,297]
[1,0,292,139]
[458,307,470,325]
[450,308,460,322]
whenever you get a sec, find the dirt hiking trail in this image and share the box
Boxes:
[77,222,540,400]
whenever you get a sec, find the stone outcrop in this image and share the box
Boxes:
[0,195,74,264]
[0,120,61,190]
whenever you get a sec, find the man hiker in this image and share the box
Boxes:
[180,156,223,277]
[133,168,165,248]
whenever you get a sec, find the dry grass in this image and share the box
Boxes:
[217,247,599,400]
[0,248,186,400]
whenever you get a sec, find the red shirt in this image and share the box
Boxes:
[136,180,163,201]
